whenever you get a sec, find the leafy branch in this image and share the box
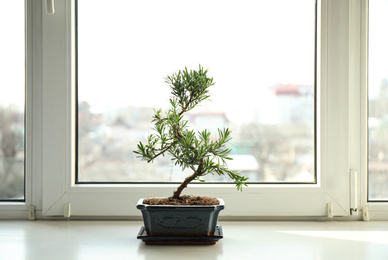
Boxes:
[134,65,248,199]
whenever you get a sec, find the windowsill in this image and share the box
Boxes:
[1,220,387,259]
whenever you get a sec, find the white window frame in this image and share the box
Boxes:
[0,0,39,219]
[3,0,388,220]
[39,0,349,218]
[360,0,388,220]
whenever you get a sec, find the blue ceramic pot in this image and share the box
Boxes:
[136,198,225,236]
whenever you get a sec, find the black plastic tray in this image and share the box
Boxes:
[137,226,223,245]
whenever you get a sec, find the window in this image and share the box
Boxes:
[5,0,388,221]
[35,0,388,218]
[77,0,316,184]
[37,0,363,219]
[368,0,388,201]
[0,1,25,201]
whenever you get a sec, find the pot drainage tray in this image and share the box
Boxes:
[137,226,223,245]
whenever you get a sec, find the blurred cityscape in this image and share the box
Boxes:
[78,83,315,184]
[0,0,24,200]
[1,81,388,199]
[368,79,388,200]
[0,104,24,200]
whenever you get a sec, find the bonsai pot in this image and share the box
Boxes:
[136,198,225,237]
[133,67,247,244]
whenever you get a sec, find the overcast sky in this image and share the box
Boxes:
[0,1,24,107]
[369,0,388,98]
[77,0,315,108]
[1,0,387,108]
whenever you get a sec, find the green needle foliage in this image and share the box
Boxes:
[134,65,248,199]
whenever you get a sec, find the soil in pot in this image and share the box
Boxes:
[143,195,219,206]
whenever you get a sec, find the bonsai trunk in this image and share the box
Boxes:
[172,159,204,199]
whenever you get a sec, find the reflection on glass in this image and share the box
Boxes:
[369,0,388,200]
[77,0,315,183]
[0,1,25,200]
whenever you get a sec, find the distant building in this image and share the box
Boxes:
[189,111,229,134]
[262,84,314,124]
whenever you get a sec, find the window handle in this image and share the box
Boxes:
[46,0,55,15]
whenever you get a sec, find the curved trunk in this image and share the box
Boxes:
[172,159,204,199]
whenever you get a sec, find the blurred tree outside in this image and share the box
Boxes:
[0,105,24,200]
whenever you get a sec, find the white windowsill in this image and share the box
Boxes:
[0,220,387,260]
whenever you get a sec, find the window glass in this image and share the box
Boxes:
[368,0,388,201]
[0,1,25,200]
[77,0,316,184]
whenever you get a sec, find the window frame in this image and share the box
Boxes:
[39,0,352,218]
[0,0,40,218]
[4,0,388,220]
[361,0,388,219]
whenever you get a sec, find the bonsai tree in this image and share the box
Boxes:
[134,66,248,202]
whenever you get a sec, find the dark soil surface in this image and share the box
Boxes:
[143,195,219,205]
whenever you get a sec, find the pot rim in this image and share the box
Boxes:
[136,198,225,209]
